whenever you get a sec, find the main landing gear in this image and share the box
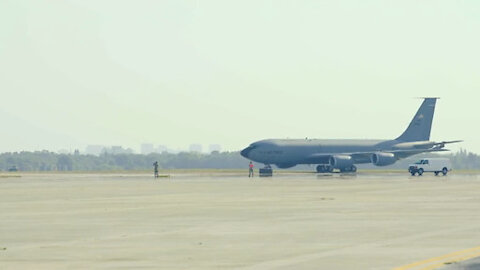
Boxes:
[340,165,357,173]
[316,164,357,173]
[316,164,333,173]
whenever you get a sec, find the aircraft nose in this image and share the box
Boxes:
[240,146,255,158]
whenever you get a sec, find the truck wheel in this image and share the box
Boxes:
[442,167,448,176]
[418,168,424,176]
[434,171,439,176]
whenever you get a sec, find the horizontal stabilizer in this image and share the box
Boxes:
[435,140,463,145]
[432,140,463,148]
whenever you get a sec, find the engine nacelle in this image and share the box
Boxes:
[329,155,354,169]
[371,152,396,166]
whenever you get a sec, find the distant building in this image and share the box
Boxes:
[156,145,168,153]
[102,146,134,155]
[141,143,155,154]
[111,146,123,154]
[85,145,105,156]
[189,144,203,153]
[209,144,222,153]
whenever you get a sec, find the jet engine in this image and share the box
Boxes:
[371,152,396,166]
[329,155,354,169]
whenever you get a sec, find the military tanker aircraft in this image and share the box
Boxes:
[240,98,461,173]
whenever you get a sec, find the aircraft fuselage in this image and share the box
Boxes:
[241,139,399,167]
[240,98,460,172]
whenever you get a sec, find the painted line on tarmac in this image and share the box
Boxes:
[394,246,480,270]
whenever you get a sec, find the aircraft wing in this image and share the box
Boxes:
[350,148,449,161]
[304,148,449,164]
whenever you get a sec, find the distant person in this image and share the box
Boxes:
[248,161,254,177]
[153,161,159,178]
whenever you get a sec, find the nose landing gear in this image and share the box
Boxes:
[259,164,273,177]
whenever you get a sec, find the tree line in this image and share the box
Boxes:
[0,151,247,171]
[0,149,479,172]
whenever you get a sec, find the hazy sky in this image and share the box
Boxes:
[1,0,479,153]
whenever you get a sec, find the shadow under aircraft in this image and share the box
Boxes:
[241,98,462,173]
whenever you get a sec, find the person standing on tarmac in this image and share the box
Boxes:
[153,161,159,178]
[248,161,254,177]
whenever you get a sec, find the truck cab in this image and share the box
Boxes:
[408,158,452,176]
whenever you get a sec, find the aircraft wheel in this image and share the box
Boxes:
[442,167,448,176]
[418,168,424,176]
[316,165,328,173]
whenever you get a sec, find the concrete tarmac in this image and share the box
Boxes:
[1,172,480,270]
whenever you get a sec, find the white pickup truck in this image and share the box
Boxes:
[408,158,452,176]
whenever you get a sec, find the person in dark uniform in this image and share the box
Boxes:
[248,161,254,177]
[153,161,159,178]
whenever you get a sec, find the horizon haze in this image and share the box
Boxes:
[1,1,479,154]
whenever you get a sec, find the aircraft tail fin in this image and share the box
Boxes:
[395,98,438,142]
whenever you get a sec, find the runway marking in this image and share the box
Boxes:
[394,246,480,270]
